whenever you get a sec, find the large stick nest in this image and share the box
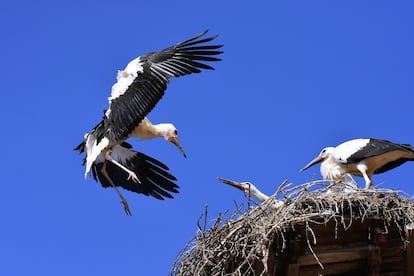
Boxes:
[170,181,414,276]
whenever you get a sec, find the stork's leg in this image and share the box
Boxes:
[105,150,140,184]
[364,173,374,190]
[357,163,374,190]
[101,160,132,216]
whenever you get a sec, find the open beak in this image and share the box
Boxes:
[217,177,244,191]
[300,156,325,172]
[167,136,187,158]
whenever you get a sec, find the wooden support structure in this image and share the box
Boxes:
[171,186,414,276]
[369,228,387,275]
[287,239,301,276]
[406,223,414,276]
[273,220,409,275]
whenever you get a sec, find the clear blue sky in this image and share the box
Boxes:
[2,1,414,275]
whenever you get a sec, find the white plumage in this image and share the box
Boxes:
[218,178,284,209]
[108,57,143,102]
[319,154,358,191]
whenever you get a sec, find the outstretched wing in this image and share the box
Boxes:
[106,30,223,141]
[91,143,180,200]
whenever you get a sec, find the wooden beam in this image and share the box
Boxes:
[287,239,301,276]
[369,228,387,275]
[297,247,369,266]
[369,244,382,275]
[287,264,299,276]
[299,261,367,276]
[406,223,414,276]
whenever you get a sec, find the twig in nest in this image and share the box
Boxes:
[306,221,324,270]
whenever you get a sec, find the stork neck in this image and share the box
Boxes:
[321,157,347,181]
[131,119,162,140]
[250,188,269,202]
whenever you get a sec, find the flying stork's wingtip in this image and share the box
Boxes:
[199,29,219,37]
[185,29,221,46]
[182,30,212,44]
[207,33,219,40]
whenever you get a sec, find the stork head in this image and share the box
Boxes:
[218,178,257,197]
[300,147,335,172]
[218,177,274,204]
[157,123,187,158]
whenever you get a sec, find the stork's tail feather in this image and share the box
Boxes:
[74,141,87,166]
[74,141,86,153]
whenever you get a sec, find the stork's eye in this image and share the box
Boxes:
[320,149,328,156]
[174,129,178,136]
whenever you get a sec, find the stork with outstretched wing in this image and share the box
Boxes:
[75,30,223,214]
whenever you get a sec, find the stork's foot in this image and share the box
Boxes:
[120,197,132,216]
[127,172,140,184]
[105,149,140,184]
[101,159,133,216]
[364,182,375,190]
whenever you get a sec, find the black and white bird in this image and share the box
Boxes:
[75,30,222,214]
[300,138,414,189]
[83,30,222,179]
[218,178,284,208]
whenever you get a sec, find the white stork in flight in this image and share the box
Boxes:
[218,178,284,208]
[75,30,223,214]
[300,138,414,189]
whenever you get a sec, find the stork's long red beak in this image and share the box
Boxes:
[217,178,244,191]
[300,156,325,172]
[167,136,187,158]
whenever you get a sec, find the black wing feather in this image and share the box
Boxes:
[91,146,179,200]
[374,158,414,174]
[107,30,223,141]
[347,138,414,163]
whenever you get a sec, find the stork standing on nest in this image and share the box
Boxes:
[218,178,284,208]
[75,30,223,214]
[300,138,414,189]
